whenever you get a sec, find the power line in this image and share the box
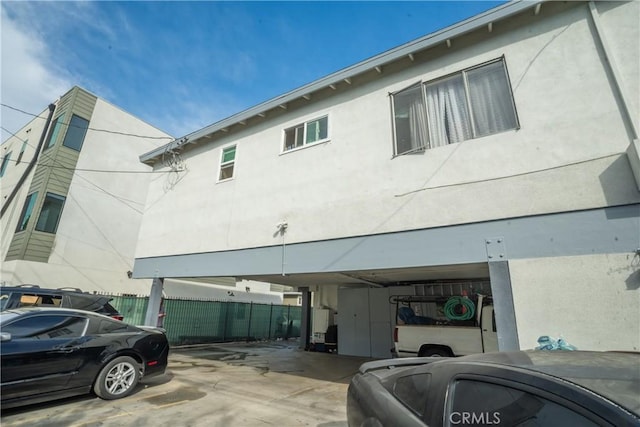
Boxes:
[1,155,175,174]
[2,103,174,141]
[1,126,40,151]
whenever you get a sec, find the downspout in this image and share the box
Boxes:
[1,103,56,218]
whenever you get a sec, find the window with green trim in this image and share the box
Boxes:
[35,193,66,233]
[16,192,38,232]
[44,114,65,150]
[219,145,236,181]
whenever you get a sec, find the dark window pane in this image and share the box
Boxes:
[16,192,38,232]
[62,114,89,151]
[17,293,62,307]
[394,373,431,416]
[219,164,234,180]
[284,125,305,151]
[17,140,28,164]
[4,315,87,339]
[98,319,130,334]
[450,380,599,426]
[35,193,66,233]
[0,152,11,177]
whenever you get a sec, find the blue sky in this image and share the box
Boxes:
[1,1,505,141]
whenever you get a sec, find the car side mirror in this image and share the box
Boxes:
[0,332,12,342]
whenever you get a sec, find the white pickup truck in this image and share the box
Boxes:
[392,295,498,357]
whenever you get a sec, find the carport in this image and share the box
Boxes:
[132,209,576,357]
[134,205,638,357]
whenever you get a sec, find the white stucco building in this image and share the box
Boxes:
[1,86,172,295]
[133,1,640,356]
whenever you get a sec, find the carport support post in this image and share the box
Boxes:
[488,261,520,351]
[299,287,311,350]
[144,277,164,327]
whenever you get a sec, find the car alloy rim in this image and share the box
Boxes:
[105,361,136,395]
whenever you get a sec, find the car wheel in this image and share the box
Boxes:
[94,356,140,400]
[420,347,451,357]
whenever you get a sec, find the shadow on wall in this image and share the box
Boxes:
[626,251,640,290]
[599,155,639,207]
[626,270,640,290]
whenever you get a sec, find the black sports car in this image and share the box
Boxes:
[1,307,169,409]
[347,350,640,426]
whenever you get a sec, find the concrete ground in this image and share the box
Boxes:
[0,340,373,427]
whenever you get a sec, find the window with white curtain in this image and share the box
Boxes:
[392,58,518,156]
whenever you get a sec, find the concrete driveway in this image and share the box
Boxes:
[0,340,373,426]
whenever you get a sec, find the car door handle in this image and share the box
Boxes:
[51,346,80,354]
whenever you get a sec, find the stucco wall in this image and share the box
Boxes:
[136,2,639,259]
[509,253,640,351]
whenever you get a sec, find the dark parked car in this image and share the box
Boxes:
[0,307,169,409]
[0,285,123,320]
[347,351,640,426]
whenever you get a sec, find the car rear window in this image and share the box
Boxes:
[98,318,136,334]
[393,373,431,416]
[17,293,63,308]
[4,315,88,339]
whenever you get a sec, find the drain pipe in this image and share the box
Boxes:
[1,103,56,218]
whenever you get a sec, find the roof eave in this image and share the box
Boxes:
[140,0,543,165]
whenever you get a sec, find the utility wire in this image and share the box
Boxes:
[2,103,174,141]
[394,153,622,197]
[0,155,174,174]
[1,126,40,151]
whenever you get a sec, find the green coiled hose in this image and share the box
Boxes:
[444,296,476,321]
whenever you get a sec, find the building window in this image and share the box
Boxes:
[392,58,518,156]
[283,115,329,152]
[35,193,66,233]
[0,151,11,177]
[16,140,27,164]
[62,114,89,151]
[16,192,38,232]
[219,145,236,181]
[44,114,66,150]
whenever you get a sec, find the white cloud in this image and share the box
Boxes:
[1,6,72,141]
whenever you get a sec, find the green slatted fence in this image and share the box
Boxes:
[102,293,301,346]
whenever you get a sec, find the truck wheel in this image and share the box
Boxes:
[420,348,451,357]
[94,356,140,400]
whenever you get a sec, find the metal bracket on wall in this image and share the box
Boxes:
[485,237,507,262]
